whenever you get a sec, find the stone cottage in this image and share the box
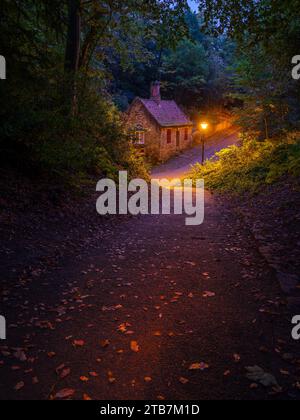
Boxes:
[125,82,193,162]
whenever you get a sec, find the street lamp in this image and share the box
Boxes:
[199,122,208,164]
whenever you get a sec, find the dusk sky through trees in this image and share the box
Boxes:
[188,0,198,12]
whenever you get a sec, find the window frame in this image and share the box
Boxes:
[184,128,189,141]
[167,129,172,145]
[136,131,145,145]
[176,130,180,147]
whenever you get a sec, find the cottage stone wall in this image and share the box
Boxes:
[126,100,193,162]
[159,127,193,161]
[126,101,161,161]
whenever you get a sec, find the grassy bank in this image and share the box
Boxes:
[190,133,300,194]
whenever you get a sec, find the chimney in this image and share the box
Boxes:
[150,81,161,104]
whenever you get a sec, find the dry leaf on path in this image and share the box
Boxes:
[233,354,241,363]
[202,291,216,298]
[108,371,116,383]
[130,341,140,353]
[73,340,85,347]
[54,388,75,400]
[100,339,110,348]
[14,349,27,362]
[14,381,25,391]
[189,362,209,371]
[60,368,71,379]
[89,372,98,377]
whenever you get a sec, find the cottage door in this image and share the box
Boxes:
[176,130,180,149]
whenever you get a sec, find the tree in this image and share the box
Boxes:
[0,0,191,179]
[162,39,209,106]
[110,9,234,111]
[197,0,300,136]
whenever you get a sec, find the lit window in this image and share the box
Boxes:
[184,128,189,141]
[136,131,145,145]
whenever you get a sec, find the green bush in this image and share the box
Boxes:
[190,133,300,194]
[0,68,148,187]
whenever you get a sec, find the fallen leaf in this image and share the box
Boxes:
[130,341,140,353]
[54,388,75,400]
[233,354,241,363]
[14,381,25,391]
[189,362,209,371]
[270,385,283,395]
[186,261,196,266]
[89,372,98,377]
[83,393,92,401]
[55,363,65,374]
[108,371,116,383]
[118,323,130,333]
[73,340,85,347]
[100,339,110,348]
[179,377,189,384]
[60,368,71,379]
[280,369,290,376]
[202,291,215,298]
[14,349,27,362]
[144,377,152,383]
[294,382,300,390]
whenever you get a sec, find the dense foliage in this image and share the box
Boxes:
[190,134,300,193]
[0,0,189,184]
[198,0,300,137]
[111,11,234,112]
[189,0,300,194]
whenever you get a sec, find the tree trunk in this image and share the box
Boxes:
[65,0,81,115]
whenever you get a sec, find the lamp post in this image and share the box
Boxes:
[200,122,208,165]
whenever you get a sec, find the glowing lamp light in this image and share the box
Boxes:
[200,122,208,131]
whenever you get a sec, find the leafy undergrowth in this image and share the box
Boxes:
[0,69,150,192]
[190,132,300,194]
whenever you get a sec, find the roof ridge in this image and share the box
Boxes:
[136,97,193,128]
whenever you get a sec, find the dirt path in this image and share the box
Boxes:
[152,129,239,179]
[0,133,297,400]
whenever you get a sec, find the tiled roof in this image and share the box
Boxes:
[139,99,193,128]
